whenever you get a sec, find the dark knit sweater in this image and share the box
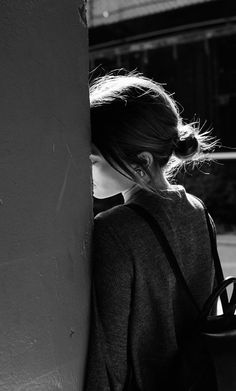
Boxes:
[84,185,215,391]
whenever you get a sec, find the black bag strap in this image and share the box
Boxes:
[193,197,228,309]
[125,200,228,314]
[197,199,225,285]
[125,203,200,313]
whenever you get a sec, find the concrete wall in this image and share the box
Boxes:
[0,1,92,390]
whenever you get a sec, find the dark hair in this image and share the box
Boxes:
[90,70,217,193]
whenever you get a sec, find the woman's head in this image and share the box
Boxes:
[89,70,217,199]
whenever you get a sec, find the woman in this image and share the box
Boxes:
[85,71,217,390]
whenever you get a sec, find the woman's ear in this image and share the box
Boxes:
[137,152,153,169]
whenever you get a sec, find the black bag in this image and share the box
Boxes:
[125,202,236,391]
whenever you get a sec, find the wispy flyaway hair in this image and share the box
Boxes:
[89,70,218,193]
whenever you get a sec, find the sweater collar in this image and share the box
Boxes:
[122,184,143,203]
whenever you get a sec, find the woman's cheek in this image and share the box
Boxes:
[92,166,104,187]
[92,165,99,181]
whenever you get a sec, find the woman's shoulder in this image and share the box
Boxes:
[93,186,207,236]
[95,203,126,220]
[184,190,206,212]
[93,203,151,256]
[163,184,206,211]
[94,203,137,232]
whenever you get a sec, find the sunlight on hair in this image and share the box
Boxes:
[89,68,220,194]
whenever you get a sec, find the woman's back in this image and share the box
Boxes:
[85,185,215,390]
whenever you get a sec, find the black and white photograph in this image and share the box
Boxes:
[0,1,236,390]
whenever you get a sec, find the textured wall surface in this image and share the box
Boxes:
[0,1,91,390]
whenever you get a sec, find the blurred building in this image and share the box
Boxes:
[88,0,236,228]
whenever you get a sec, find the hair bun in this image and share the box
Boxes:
[174,134,199,159]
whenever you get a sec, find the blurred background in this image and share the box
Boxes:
[87,0,236,274]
